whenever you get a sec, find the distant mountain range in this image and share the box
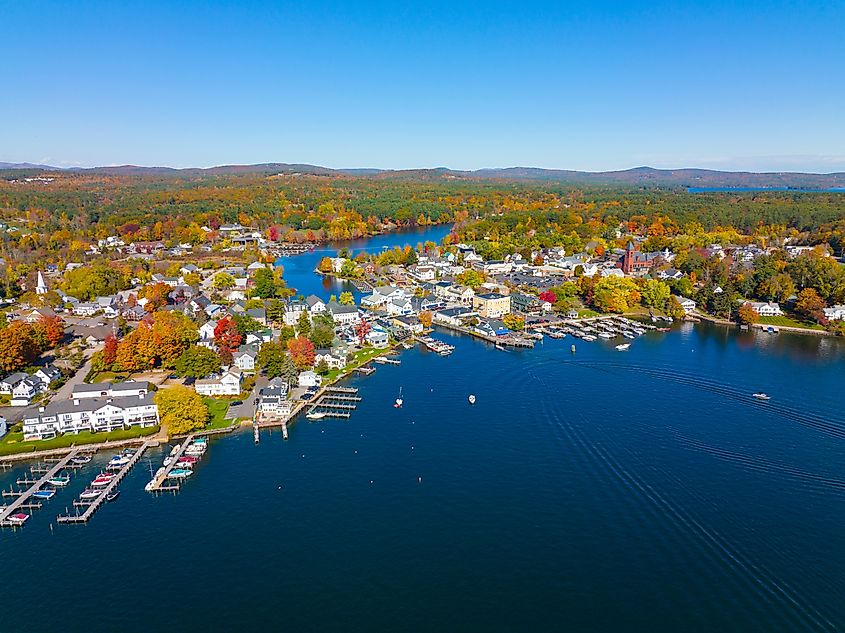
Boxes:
[2,162,845,189]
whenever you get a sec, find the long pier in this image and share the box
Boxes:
[57,442,152,524]
[0,449,80,527]
[145,435,195,493]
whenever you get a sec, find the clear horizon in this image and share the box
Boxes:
[3,0,844,172]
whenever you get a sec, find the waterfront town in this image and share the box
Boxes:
[0,218,843,465]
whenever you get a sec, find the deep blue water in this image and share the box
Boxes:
[275,224,453,299]
[2,227,845,632]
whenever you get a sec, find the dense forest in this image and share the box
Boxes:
[1,171,844,267]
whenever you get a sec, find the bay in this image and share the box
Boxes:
[1,226,844,632]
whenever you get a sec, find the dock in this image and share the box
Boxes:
[56,442,151,524]
[354,366,376,375]
[305,386,360,419]
[373,357,400,365]
[0,449,80,527]
[145,435,195,493]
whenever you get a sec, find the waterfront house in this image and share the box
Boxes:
[674,295,697,315]
[298,371,321,388]
[748,301,783,317]
[473,292,511,319]
[392,315,424,335]
[257,378,292,418]
[366,326,390,347]
[315,349,346,370]
[384,296,414,317]
[510,293,548,314]
[22,393,159,441]
[195,369,243,397]
[434,306,476,327]
[823,304,845,321]
[11,375,42,405]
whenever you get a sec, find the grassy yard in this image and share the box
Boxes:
[0,425,160,457]
[323,346,388,383]
[758,315,825,331]
[203,397,238,428]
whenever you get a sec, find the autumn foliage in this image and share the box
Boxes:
[287,336,315,370]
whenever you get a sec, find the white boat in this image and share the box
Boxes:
[598,332,615,339]
[752,393,771,400]
[167,468,192,479]
[79,489,100,500]
[108,456,131,467]
[306,411,326,421]
[71,456,92,465]
[468,394,476,405]
[47,475,70,487]
[615,343,631,351]
[394,386,403,408]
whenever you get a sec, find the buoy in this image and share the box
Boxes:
[571,344,576,353]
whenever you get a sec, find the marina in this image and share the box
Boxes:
[0,449,81,527]
[57,443,153,524]
[305,386,362,420]
[144,435,207,493]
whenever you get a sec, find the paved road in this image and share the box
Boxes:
[226,375,267,420]
[4,349,98,423]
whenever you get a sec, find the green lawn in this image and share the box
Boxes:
[323,346,388,383]
[0,425,160,457]
[758,315,825,331]
[203,397,239,428]
[577,309,600,318]
[86,370,130,383]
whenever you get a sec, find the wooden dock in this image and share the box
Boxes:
[145,435,195,493]
[57,442,152,524]
[0,449,80,527]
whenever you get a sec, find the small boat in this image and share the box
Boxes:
[615,343,631,351]
[71,456,92,465]
[177,455,199,464]
[7,513,29,526]
[169,445,181,456]
[105,491,120,502]
[184,446,206,456]
[32,489,56,500]
[192,437,208,446]
[598,332,615,339]
[47,475,70,487]
[394,386,403,409]
[108,456,131,467]
[79,489,100,500]
[306,411,326,421]
[167,469,192,479]
[752,393,771,400]
[468,394,476,405]
[91,478,112,488]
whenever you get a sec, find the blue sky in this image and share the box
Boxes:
[2,0,843,172]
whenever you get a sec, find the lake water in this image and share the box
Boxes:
[2,226,845,632]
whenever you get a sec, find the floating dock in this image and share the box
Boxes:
[145,435,195,493]
[57,443,152,524]
[0,449,80,527]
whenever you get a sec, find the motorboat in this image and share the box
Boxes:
[306,411,326,421]
[615,343,631,351]
[394,386,403,409]
[752,393,771,400]
[108,456,131,467]
[32,489,56,500]
[468,394,476,405]
[167,469,192,479]
[7,513,29,526]
[79,489,100,500]
[598,332,615,339]
[47,475,70,487]
[105,491,120,503]
[177,455,199,464]
[71,456,92,465]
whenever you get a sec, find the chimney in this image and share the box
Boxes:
[39,406,45,413]
[107,398,112,404]
[73,399,79,406]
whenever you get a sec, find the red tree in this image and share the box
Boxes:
[214,317,242,361]
[103,332,119,366]
[354,318,372,346]
[287,336,315,370]
[539,291,557,304]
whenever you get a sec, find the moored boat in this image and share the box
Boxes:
[47,475,70,487]
[306,411,326,421]
[752,393,771,400]
[615,343,631,351]
[79,489,100,500]
[105,491,120,502]
[7,513,29,526]
[33,489,56,500]
[167,468,192,479]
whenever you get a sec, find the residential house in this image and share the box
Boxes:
[34,364,62,386]
[11,375,41,405]
[72,381,150,400]
[384,296,414,317]
[823,305,845,321]
[298,371,321,388]
[315,349,346,370]
[392,315,424,335]
[233,345,259,372]
[366,326,390,348]
[284,299,307,326]
[434,306,476,327]
[510,293,548,314]
[305,295,326,314]
[674,295,697,314]
[0,372,29,395]
[195,369,243,397]
[748,301,783,317]
[257,378,292,418]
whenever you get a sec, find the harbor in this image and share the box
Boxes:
[144,435,208,493]
[306,386,362,420]
[0,449,83,527]
[57,442,153,524]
